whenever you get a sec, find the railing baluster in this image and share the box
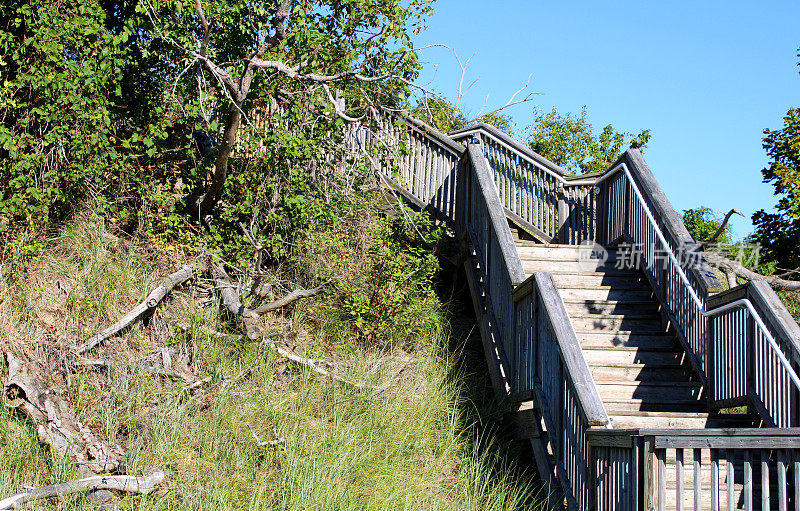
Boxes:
[711,448,719,511]
[676,448,684,511]
[779,450,788,511]
[763,450,770,511]
[694,449,702,511]
[726,449,734,511]
[744,450,752,511]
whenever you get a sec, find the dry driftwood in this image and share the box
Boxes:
[703,250,800,291]
[78,265,195,354]
[211,262,263,339]
[3,352,126,474]
[253,281,330,314]
[0,468,164,510]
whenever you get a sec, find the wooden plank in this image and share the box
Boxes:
[726,449,734,511]
[694,449,702,511]
[657,449,666,511]
[450,121,570,177]
[744,450,752,511]
[762,451,770,511]
[711,448,719,511]
[466,144,527,285]
[462,259,509,400]
[778,450,787,511]
[655,435,800,450]
[676,448,684,511]
[535,272,609,427]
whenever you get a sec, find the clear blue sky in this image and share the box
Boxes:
[411,1,800,239]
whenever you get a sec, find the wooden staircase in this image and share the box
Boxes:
[352,113,800,510]
[516,242,760,431]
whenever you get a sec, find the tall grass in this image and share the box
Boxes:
[0,214,542,510]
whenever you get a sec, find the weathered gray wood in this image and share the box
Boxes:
[78,264,194,353]
[744,450,752,511]
[711,449,719,511]
[657,449,666,511]
[535,272,609,426]
[726,450,734,511]
[466,144,527,285]
[676,448,684,511]
[762,452,770,511]
[778,450,787,511]
[621,149,722,293]
[450,122,569,177]
[694,449,702,511]
[655,434,800,449]
[748,280,800,366]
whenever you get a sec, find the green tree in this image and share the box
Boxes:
[526,107,651,174]
[682,207,733,244]
[750,106,800,273]
[411,97,514,135]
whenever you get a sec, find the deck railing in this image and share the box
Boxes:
[459,143,608,509]
[513,272,609,509]
[450,124,598,244]
[347,114,464,224]
[707,280,800,427]
[589,428,800,511]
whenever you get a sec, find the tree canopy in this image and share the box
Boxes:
[749,50,800,274]
[526,107,651,175]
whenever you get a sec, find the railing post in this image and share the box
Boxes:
[557,186,569,244]
[641,436,657,511]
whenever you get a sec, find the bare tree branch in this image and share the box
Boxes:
[703,250,800,291]
[708,208,744,244]
[0,469,164,510]
[78,265,195,354]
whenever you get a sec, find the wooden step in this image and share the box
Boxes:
[608,413,759,430]
[602,399,708,413]
[596,382,703,402]
[551,273,648,289]
[590,364,696,383]
[570,315,665,333]
[564,300,661,317]
[559,288,654,302]
[577,332,676,350]
[521,260,634,276]
[583,349,687,367]
[516,245,620,262]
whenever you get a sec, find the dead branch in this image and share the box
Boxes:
[3,352,126,474]
[0,469,164,510]
[78,265,195,354]
[253,281,330,314]
[707,208,744,245]
[210,262,262,339]
[703,250,800,291]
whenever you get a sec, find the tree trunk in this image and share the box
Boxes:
[198,100,243,218]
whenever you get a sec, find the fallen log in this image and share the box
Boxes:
[0,469,164,510]
[703,250,800,291]
[3,352,126,474]
[78,265,195,354]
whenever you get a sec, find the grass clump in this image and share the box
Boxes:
[0,206,541,510]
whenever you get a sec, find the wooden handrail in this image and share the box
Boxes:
[619,149,722,294]
[451,122,571,179]
[466,143,527,285]
[534,272,609,427]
